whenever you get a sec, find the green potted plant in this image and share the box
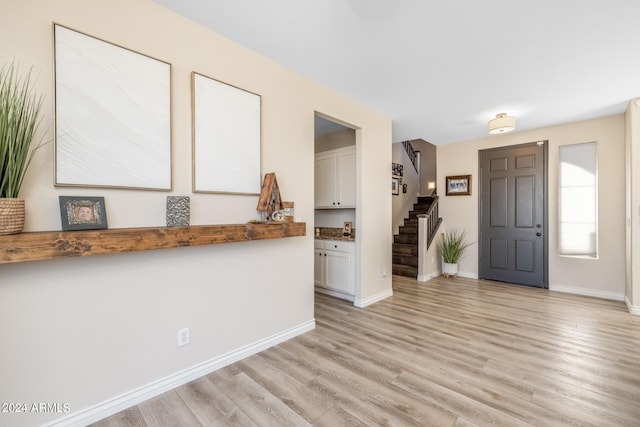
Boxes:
[437,228,472,278]
[0,62,44,235]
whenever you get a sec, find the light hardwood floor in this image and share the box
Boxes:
[92,276,640,426]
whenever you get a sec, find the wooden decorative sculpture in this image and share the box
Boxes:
[256,172,283,221]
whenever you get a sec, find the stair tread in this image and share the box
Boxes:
[392,264,418,278]
[393,246,418,256]
[392,256,418,267]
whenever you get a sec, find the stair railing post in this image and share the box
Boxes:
[417,214,428,281]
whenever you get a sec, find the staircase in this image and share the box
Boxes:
[392,195,441,277]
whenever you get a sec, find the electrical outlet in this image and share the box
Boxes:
[178,327,190,346]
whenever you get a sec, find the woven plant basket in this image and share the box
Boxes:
[0,198,25,235]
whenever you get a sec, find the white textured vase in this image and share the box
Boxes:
[442,262,458,278]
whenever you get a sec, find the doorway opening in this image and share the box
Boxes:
[313,113,359,305]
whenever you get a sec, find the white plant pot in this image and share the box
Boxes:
[442,262,458,278]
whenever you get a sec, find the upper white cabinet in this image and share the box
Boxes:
[314,146,356,208]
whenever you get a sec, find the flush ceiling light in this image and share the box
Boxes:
[488,113,516,134]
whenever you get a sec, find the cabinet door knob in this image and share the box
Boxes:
[334,245,338,248]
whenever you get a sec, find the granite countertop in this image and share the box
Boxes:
[315,235,355,242]
[314,227,356,242]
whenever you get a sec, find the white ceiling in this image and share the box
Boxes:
[154,0,640,145]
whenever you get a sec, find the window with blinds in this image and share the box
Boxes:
[558,142,598,257]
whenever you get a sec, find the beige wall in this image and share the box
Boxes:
[438,115,626,297]
[411,139,437,195]
[315,128,355,153]
[0,1,392,425]
[625,99,640,312]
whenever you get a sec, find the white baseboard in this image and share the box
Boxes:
[458,271,479,279]
[417,270,478,282]
[549,284,625,301]
[45,319,316,427]
[314,286,355,302]
[625,296,640,315]
[418,269,440,282]
[354,288,393,308]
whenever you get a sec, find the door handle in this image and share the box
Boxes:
[536,232,542,237]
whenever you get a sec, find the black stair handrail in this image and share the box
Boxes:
[401,140,419,174]
[416,196,441,250]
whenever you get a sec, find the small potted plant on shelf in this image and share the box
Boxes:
[437,228,472,278]
[0,62,44,235]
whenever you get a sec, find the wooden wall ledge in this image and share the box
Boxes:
[0,222,306,265]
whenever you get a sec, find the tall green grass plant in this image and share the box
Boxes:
[0,63,43,198]
[437,228,472,264]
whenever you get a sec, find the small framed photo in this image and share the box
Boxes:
[392,177,400,195]
[446,175,471,196]
[59,196,108,230]
[392,162,404,177]
[343,221,352,236]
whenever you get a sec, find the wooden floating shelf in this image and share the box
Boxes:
[0,222,306,265]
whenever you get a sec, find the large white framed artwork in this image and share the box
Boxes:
[54,24,172,190]
[192,72,261,195]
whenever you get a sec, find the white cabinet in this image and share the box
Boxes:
[314,241,324,287]
[315,146,356,208]
[314,239,355,299]
[314,154,337,208]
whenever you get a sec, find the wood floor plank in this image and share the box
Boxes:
[453,416,482,427]
[206,363,243,383]
[484,354,640,420]
[215,372,312,427]
[175,377,257,427]
[89,406,147,427]
[531,386,640,427]
[234,353,335,421]
[136,390,200,427]
[391,370,533,427]
[311,405,369,427]
[282,339,459,426]
[257,344,325,384]
[93,275,640,427]
[309,372,458,427]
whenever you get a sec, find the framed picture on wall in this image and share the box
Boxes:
[54,24,172,190]
[446,175,471,196]
[392,177,400,195]
[192,72,261,195]
[392,162,404,177]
